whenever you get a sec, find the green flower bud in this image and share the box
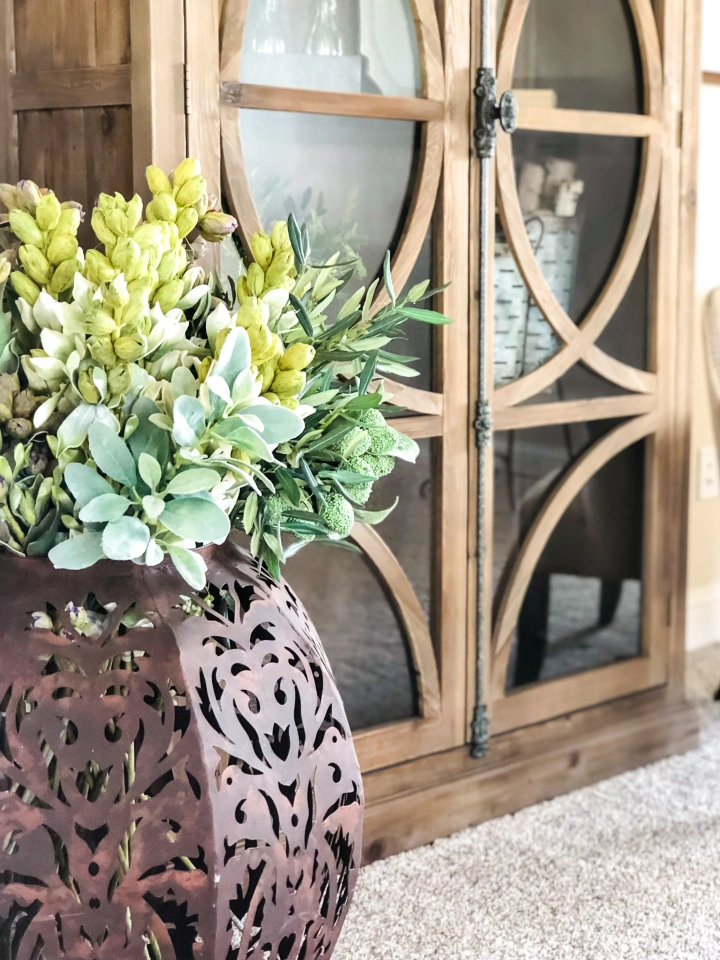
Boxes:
[124,250,150,284]
[48,259,81,296]
[333,426,371,461]
[247,323,275,366]
[10,271,40,305]
[320,491,355,539]
[368,425,402,457]
[35,193,61,232]
[271,220,292,252]
[247,263,265,297]
[114,334,145,362]
[104,275,130,310]
[263,391,280,405]
[98,193,118,216]
[5,417,33,440]
[77,369,101,404]
[46,233,78,266]
[108,363,132,397]
[9,209,43,247]
[157,248,182,285]
[84,249,117,285]
[264,494,285,527]
[152,278,184,313]
[86,307,117,337]
[92,208,117,246]
[173,158,201,187]
[252,231,274,271]
[0,183,23,212]
[175,175,207,208]
[279,397,299,411]
[146,165,172,195]
[0,260,11,285]
[358,409,386,429]
[106,207,129,237]
[265,251,295,289]
[111,237,142,273]
[132,222,165,252]
[18,244,53,285]
[153,192,178,222]
[55,207,82,236]
[176,206,199,239]
[126,194,144,233]
[90,337,117,368]
[259,359,278,394]
[278,343,315,372]
[197,210,237,242]
[271,369,306,400]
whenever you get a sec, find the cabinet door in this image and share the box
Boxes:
[219,0,472,771]
[479,0,688,735]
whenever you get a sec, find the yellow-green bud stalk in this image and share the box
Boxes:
[55,207,81,236]
[247,323,274,365]
[105,207,129,237]
[153,192,178,223]
[173,158,201,187]
[9,210,43,247]
[176,207,199,239]
[111,237,142,273]
[46,233,78,266]
[259,360,278,393]
[10,271,40,305]
[19,180,42,215]
[271,369,306,398]
[271,220,292,252]
[252,232,274,271]
[92,209,117,247]
[85,308,117,337]
[108,363,132,397]
[278,342,315,372]
[35,193,62,232]
[124,251,150,284]
[175,175,207,208]
[90,337,117,368]
[114,334,145,362]
[197,211,237,242]
[19,244,53,286]
[104,276,130,310]
[265,251,295,289]
[152,278,184,313]
[0,260,11,285]
[279,397,300,411]
[246,263,265,298]
[146,165,172,195]
[125,194,144,233]
[85,250,116,285]
[77,369,101,404]
[48,259,81,296]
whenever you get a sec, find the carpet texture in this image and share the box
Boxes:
[335,646,720,960]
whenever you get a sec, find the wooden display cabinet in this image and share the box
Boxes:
[0,0,702,862]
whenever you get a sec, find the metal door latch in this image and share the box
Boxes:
[473,67,518,159]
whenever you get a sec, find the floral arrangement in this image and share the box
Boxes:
[0,160,448,588]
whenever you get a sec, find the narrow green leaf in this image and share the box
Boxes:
[289,293,313,337]
[358,350,379,396]
[88,423,137,488]
[399,306,453,325]
[383,251,396,306]
[243,491,259,535]
[275,468,302,508]
[353,498,399,526]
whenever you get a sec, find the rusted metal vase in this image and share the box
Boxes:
[0,536,363,959]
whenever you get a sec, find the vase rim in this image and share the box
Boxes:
[0,541,223,577]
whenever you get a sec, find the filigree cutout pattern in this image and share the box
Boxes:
[0,539,363,959]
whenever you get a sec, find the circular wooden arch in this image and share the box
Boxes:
[494,0,664,409]
[219,0,446,309]
[490,411,659,697]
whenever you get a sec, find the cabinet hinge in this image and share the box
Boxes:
[184,63,192,117]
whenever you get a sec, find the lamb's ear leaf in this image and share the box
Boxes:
[101,517,150,561]
[88,422,137,488]
[79,494,133,524]
[49,532,105,570]
[168,545,207,590]
[64,464,114,510]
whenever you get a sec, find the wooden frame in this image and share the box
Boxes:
[217,0,472,774]
[480,0,695,737]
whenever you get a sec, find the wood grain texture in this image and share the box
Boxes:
[395,415,444,439]
[362,693,699,861]
[0,0,18,183]
[95,0,131,65]
[186,0,221,201]
[381,380,444,416]
[129,0,186,197]
[518,107,661,138]
[351,525,441,721]
[494,394,658,431]
[11,64,131,111]
[492,413,659,695]
[221,83,445,122]
[53,0,97,69]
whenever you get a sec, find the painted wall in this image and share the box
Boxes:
[687,0,720,649]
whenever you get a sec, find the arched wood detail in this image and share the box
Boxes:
[493,0,663,407]
[350,524,441,720]
[490,412,659,698]
[219,0,446,307]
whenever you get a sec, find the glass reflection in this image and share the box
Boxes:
[240,110,419,288]
[493,424,644,688]
[503,0,643,115]
[284,439,435,730]
[241,0,421,97]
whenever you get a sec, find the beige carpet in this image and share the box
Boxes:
[335,645,720,960]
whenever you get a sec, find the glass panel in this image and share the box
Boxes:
[284,438,437,730]
[507,0,644,114]
[517,363,633,405]
[387,229,434,396]
[493,424,645,689]
[240,110,419,287]
[285,546,416,730]
[241,0,422,97]
[495,133,646,386]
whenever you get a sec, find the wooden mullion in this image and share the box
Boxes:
[494,394,658,431]
[517,106,661,138]
[0,0,17,183]
[395,415,444,440]
[221,82,445,122]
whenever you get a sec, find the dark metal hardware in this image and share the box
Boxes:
[473,66,518,159]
